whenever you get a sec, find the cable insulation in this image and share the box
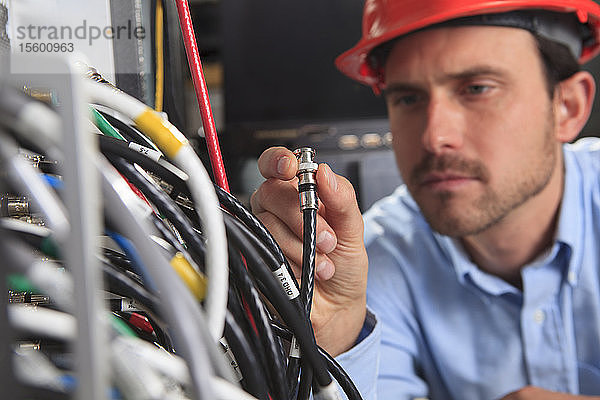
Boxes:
[174,0,229,192]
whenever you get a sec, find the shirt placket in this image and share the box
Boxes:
[520,247,573,392]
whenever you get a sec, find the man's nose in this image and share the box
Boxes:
[421,94,465,154]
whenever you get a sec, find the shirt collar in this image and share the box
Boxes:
[554,147,582,286]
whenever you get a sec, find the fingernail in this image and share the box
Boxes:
[316,231,336,253]
[277,156,291,176]
[316,260,335,280]
[325,164,338,192]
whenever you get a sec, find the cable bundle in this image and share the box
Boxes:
[0,76,362,400]
[0,2,362,397]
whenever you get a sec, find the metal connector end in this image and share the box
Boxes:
[294,147,319,210]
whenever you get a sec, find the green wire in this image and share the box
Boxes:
[110,314,138,338]
[40,236,61,259]
[90,107,127,141]
[7,274,37,293]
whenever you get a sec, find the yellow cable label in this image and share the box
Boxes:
[170,252,207,301]
[134,109,187,159]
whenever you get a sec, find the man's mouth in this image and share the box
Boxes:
[418,171,478,190]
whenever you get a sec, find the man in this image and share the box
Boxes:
[250,1,600,398]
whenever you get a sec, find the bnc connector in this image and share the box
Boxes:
[294,147,319,210]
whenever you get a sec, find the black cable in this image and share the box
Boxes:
[300,209,317,315]
[294,148,320,400]
[215,186,306,392]
[216,186,310,399]
[98,133,300,297]
[99,257,159,315]
[297,360,313,400]
[226,240,289,400]
[224,213,332,389]
[226,276,270,378]
[96,109,161,151]
[215,185,296,281]
[224,310,269,400]
[298,214,317,400]
[97,134,189,200]
[287,356,302,398]
[222,209,305,398]
[101,247,143,285]
[271,322,364,400]
[224,206,314,397]
[105,154,207,272]
[149,212,203,272]
[226,212,287,273]
[317,346,363,400]
[139,309,174,353]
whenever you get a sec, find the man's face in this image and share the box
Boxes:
[384,26,560,237]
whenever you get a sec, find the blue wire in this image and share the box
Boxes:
[105,230,158,293]
[41,174,64,190]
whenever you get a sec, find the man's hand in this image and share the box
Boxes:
[500,386,600,399]
[251,147,368,356]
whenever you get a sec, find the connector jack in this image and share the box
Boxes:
[294,147,319,211]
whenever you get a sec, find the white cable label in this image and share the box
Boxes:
[128,142,162,162]
[219,338,243,381]
[314,381,343,400]
[272,264,300,300]
[121,298,143,312]
[289,335,301,358]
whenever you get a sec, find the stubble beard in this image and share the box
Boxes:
[407,121,557,238]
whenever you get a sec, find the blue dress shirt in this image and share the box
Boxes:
[336,138,600,400]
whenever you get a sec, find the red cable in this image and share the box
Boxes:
[174,0,230,193]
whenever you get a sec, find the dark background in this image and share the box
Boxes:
[189,0,600,209]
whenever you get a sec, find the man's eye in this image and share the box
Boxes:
[389,94,419,106]
[465,85,490,95]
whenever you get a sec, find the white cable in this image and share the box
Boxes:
[27,260,74,311]
[0,217,52,237]
[8,304,76,341]
[85,79,228,342]
[110,339,170,400]
[174,145,228,341]
[113,335,191,386]
[17,101,63,160]
[13,347,69,392]
[84,81,147,120]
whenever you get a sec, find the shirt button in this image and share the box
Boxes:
[534,309,545,324]
[568,271,576,284]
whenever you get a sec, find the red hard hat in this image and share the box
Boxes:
[335,0,600,90]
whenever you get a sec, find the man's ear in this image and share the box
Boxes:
[553,70,596,143]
